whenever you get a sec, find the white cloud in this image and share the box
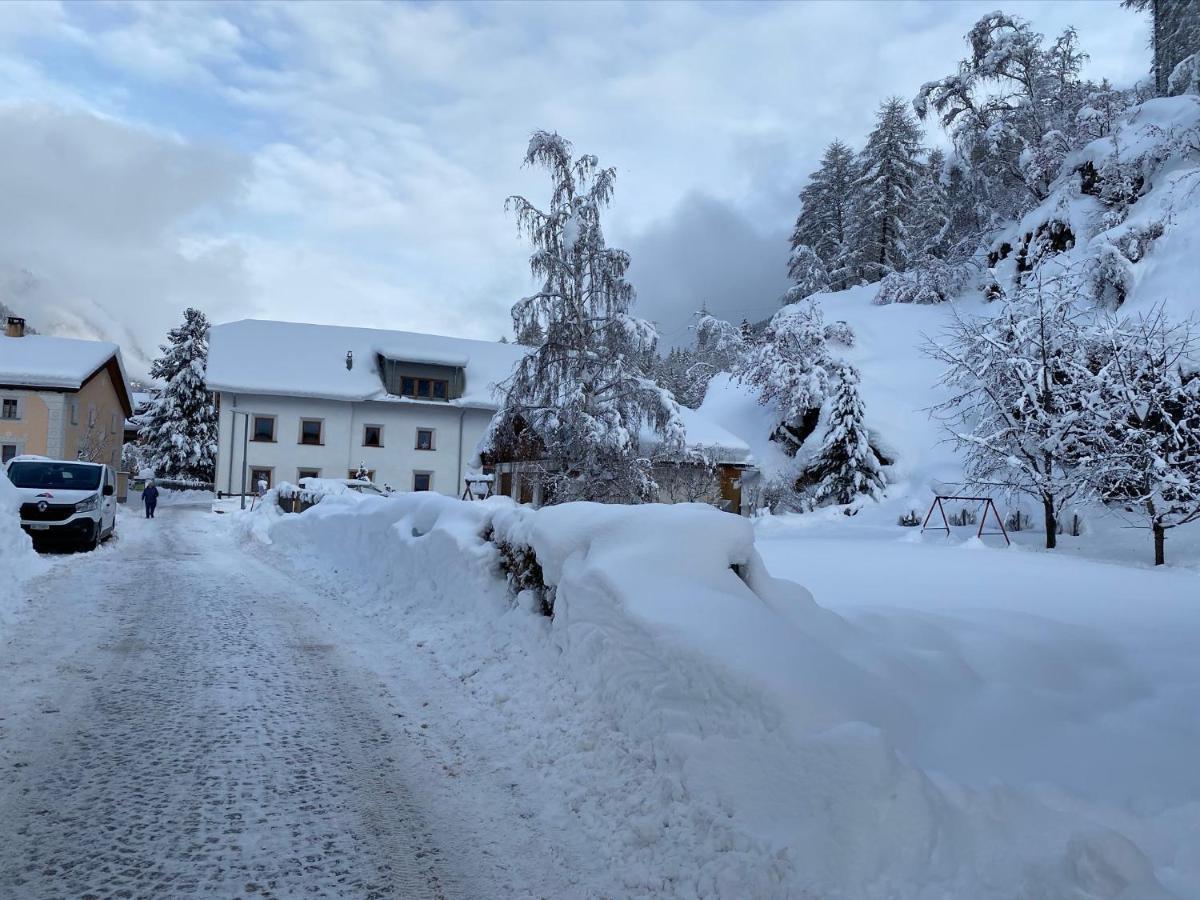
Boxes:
[0,0,1152,364]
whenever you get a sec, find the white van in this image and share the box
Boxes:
[5,457,118,550]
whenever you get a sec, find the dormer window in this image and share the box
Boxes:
[398,377,449,401]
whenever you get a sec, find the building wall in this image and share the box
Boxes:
[0,390,51,460]
[62,368,126,470]
[214,391,494,497]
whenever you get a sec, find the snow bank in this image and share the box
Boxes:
[0,469,43,626]
[242,494,1180,898]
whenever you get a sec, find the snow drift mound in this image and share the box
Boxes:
[242,492,1178,899]
[0,468,43,626]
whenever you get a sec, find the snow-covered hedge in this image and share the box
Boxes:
[241,493,1176,898]
[0,468,43,625]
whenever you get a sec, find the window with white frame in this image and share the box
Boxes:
[1,443,19,464]
[1,397,19,420]
[415,428,435,451]
[412,471,432,492]
[298,468,321,481]
[363,424,383,447]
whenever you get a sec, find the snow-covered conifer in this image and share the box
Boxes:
[808,364,886,505]
[790,140,857,289]
[785,245,830,302]
[483,131,685,504]
[139,308,218,483]
[848,98,924,282]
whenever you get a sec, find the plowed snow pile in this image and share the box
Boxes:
[244,490,1195,899]
[0,468,43,626]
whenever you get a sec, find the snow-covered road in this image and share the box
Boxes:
[0,504,552,899]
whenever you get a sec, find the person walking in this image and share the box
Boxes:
[143,480,160,519]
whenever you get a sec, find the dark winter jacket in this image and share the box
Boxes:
[143,485,160,506]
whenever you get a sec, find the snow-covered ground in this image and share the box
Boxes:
[241,489,1200,898]
[0,468,44,629]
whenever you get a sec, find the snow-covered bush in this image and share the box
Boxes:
[822,319,856,347]
[874,258,969,305]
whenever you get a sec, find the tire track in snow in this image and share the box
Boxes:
[0,508,459,899]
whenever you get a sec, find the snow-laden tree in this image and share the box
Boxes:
[926,270,1098,548]
[1089,308,1200,565]
[738,299,833,454]
[848,98,924,282]
[915,12,1094,222]
[694,311,747,373]
[483,131,685,504]
[790,139,857,289]
[139,308,218,483]
[910,148,952,259]
[807,364,887,505]
[785,245,830,303]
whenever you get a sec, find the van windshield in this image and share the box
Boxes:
[7,461,102,491]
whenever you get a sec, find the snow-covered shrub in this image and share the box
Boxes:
[822,319,855,347]
[1088,241,1136,308]
[874,258,968,305]
[738,299,832,426]
[484,525,555,617]
[1168,52,1199,97]
[897,510,921,527]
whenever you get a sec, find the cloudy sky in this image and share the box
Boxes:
[0,0,1149,376]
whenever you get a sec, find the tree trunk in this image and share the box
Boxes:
[1042,497,1057,550]
[1153,522,1166,566]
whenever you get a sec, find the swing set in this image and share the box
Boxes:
[921,495,1011,546]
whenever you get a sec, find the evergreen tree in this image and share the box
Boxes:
[911,148,952,259]
[808,364,886,505]
[139,308,218,483]
[784,245,830,302]
[482,131,685,504]
[515,319,544,346]
[738,299,833,438]
[848,98,924,282]
[790,139,857,289]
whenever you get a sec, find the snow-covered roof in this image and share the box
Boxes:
[0,334,133,412]
[206,319,530,408]
[676,405,755,465]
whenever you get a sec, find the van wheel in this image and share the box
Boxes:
[83,522,101,552]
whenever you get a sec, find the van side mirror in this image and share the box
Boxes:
[103,484,115,496]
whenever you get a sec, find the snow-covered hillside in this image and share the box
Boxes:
[725,94,1200,551]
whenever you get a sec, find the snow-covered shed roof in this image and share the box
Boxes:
[206,319,529,408]
[0,334,133,415]
[675,406,755,465]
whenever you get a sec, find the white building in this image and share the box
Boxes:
[206,319,528,498]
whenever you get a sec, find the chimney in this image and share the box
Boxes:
[5,316,25,338]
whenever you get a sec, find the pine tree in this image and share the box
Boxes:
[515,319,544,346]
[808,364,886,505]
[139,308,218,483]
[848,98,924,282]
[784,245,830,302]
[911,148,952,259]
[790,140,857,289]
[483,131,685,504]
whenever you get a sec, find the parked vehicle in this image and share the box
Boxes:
[5,458,118,550]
